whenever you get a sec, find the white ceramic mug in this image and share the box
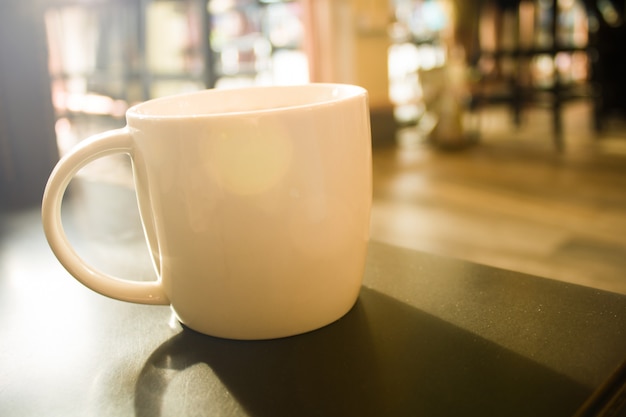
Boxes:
[42,84,372,340]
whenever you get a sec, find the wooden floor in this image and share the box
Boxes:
[370,102,626,295]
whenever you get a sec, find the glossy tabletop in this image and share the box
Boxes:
[1,186,626,417]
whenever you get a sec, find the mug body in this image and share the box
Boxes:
[128,85,372,339]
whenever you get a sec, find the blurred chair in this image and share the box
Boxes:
[469,0,602,151]
[590,0,626,119]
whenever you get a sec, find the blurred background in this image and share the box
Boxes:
[1,0,626,293]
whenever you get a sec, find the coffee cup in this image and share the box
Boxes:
[42,84,372,340]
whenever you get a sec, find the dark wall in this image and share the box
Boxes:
[0,3,59,210]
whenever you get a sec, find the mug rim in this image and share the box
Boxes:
[127,83,368,120]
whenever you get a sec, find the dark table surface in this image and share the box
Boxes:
[1,185,626,417]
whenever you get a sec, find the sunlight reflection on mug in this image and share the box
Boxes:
[205,119,292,196]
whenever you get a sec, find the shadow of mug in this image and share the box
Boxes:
[134,289,385,417]
[135,287,588,417]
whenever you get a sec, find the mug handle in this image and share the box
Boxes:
[42,128,169,305]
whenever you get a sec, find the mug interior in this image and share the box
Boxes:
[129,84,366,118]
